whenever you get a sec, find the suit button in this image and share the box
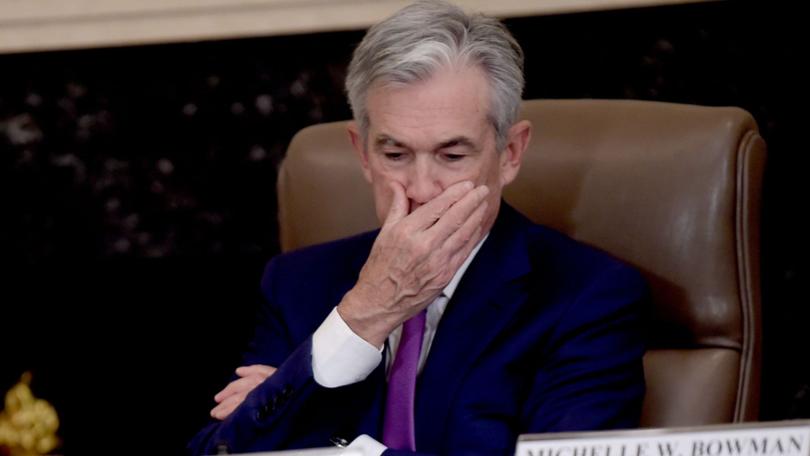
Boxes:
[277,386,293,406]
[255,402,272,420]
[281,385,293,398]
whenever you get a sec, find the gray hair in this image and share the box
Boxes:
[345,0,525,150]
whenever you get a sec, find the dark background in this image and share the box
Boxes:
[1,1,806,454]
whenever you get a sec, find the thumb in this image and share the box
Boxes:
[383,181,408,227]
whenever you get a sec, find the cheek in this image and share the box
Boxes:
[478,159,503,188]
[443,162,486,187]
[366,159,408,222]
[371,178,396,223]
[479,159,505,211]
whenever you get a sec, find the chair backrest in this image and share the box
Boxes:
[278,99,765,427]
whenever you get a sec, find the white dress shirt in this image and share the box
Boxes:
[312,237,489,456]
[311,234,488,387]
[310,235,488,455]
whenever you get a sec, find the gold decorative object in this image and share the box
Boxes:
[0,372,60,456]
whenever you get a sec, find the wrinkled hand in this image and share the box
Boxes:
[210,364,276,420]
[338,180,489,347]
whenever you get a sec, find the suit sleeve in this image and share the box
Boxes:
[523,263,648,432]
[187,257,333,455]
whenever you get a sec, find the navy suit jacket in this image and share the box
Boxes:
[189,203,648,455]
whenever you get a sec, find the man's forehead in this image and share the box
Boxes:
[362,66,496,147]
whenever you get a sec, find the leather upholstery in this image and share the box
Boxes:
[277,99,765,427]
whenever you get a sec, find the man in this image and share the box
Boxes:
[189,1,647,454]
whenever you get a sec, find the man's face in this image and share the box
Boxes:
[349,65,530,233]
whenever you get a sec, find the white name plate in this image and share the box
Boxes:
[517,421,810,456]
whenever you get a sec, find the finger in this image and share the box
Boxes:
[235,365,276,377]
[425,185,489,242]
[235,364,277,378]
[214,376,255,402]
[214,375,264,403]
[382,181,409,228]
[441,198,488,260]
[211,393,245,420]
[446,224,485,275]
[408,180,475,230]
[218,392,247,417]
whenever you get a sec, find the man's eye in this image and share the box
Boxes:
[384,152,405,161]
[442,153,465,162]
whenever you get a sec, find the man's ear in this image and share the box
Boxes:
[347,121,373,183]
[500,119,532,186]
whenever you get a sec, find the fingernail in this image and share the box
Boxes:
[463,181,474,191]
[479,185,490,195]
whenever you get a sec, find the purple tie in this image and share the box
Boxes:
[382,309,427,451]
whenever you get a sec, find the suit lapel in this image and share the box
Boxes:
[414,203,533,451]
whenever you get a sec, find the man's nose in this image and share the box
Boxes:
[404,160,442,211]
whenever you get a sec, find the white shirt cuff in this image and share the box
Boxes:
[312,307,382,388]
[347,434,387,456]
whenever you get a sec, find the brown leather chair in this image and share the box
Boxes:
[277,99,765,427]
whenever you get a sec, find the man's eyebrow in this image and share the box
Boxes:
[437,136,476,150]
[374,135,406,148]
[373,134,477,151]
